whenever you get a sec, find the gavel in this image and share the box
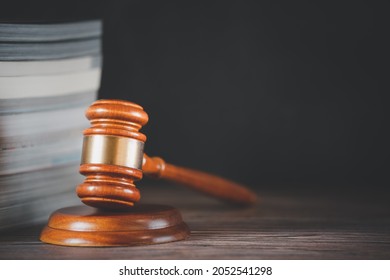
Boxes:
[40,99,258,246]
[76,99,257,210]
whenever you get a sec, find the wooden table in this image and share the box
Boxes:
[0,183,389,259]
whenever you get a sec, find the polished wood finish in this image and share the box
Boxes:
[76,99,148,210]
[40,204,190,247]
[83,99,148,140]
[77,164,143,210]
[143,154,257,205]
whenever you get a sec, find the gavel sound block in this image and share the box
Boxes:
[40,100,257,247]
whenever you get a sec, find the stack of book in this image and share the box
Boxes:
[0,20,102,230]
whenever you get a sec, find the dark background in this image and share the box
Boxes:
[2,1,388,192]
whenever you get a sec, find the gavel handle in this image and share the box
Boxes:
[142,154,257,205]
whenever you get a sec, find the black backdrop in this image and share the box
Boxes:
[2,1,388,191]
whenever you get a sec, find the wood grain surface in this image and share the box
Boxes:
[0,183,389,259]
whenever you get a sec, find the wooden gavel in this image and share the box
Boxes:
[76,99,257,210]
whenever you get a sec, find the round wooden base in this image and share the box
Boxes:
[40,204,190,247]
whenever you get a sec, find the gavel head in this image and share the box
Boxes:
[76,99,148,210]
